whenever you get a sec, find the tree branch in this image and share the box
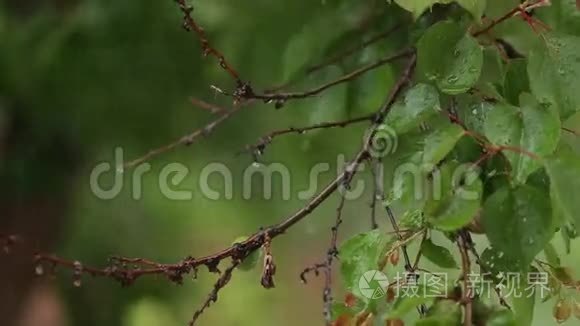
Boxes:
[5,49,418,325]
[175,0,243,85]
[243,114,374,159]
[458,231,473,326]
[124,101,243,168]
[236,48,413,106]
[188,261,239,326]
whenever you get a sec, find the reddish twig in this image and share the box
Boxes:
[472,7,520,37]
[190,97,228,114]
[124,100,243,168]
[472,0,551,37]
[4,50,418,326]
[306,24,403,75]
[300,193,348,325]
[189,261,239,326]
[175,0,243,85]
[232,48,413,107]
[244,114,374,159]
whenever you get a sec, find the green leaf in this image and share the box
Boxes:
[416,299,462,326]
[513,278,535,326]
[528,33,580,119]
[421,121,465,165]
[561,223,578,254]
[282,13,352,82]
[503,59,529,106]
[385,83,440,134]
[424,161,483,231]
[393,0,486,20]
[456,95,494,134]
[339,230,391,300]
[541,0,580,35]
[544,144,580,233]
[306,66,348,134]
[479,46,505,85]
[384,119,465,212]
[455,0,487,21]
[387,285,437,319]
[481,185,555,266]
[487,309,517,326]
[417,21,483,95]
[543,242,560,267]
[399,210,426,230]
[353,64,395,115]
[420,238,458,268]
[480,247,526,275]
[483,93,561,184]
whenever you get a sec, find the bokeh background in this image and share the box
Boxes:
[1,1,579,326]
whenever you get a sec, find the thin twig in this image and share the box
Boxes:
[188,261,239,326]
[190,97,227,114]
[175,0,243,85]
[124,101,243,168]
[244,114,374,157]
[306,24,403,74]
[238,48,413,105]
[369,159,381,230]
[458,231,473,326]
[324,194,347,324]
[7,50,418,324]
[472,0,550,37]
[385,207,426,316]
[461,231,511,310]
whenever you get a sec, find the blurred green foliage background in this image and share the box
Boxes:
[0,1,579,326]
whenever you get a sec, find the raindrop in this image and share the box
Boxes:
[472,109,477,115]
[528,238,535,245]
[426,72,439,81]
[522,217,527,222]
[558,68,566,76]
[453,49,461,57]
[446,75,459,84]
[497,251,504,258]
[35,264,44,276]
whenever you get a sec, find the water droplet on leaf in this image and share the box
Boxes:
[446,75,459,84]
[35,264,44,276]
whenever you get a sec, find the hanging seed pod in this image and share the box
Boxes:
[35,264,44,276]
[385,319,404,326]
[386,286,396,303]
[553,298,572,324]
[344,292,356,308]
[332,315,351,326]
[573,300,580,320]
[354,311,371,326]
[358,312,374,326]
[73,261,83,288]
[389,249,400,266]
